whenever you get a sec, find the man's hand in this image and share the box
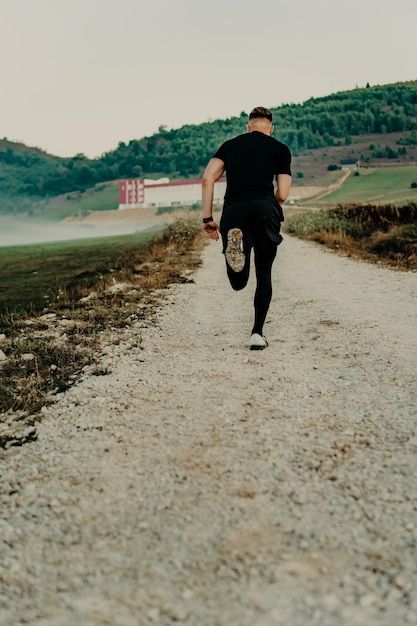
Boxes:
[203,221,220,241]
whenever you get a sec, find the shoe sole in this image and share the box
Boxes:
[225,228,245,273]
[250,344,267,350]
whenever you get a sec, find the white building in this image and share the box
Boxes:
[119,177,227,209]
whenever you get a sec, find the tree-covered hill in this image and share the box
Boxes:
[272,80,417,150]
[102,81,417,180]
[1,80,417,214]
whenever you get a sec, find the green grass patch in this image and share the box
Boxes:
[320,165,417,205]
[0,230,161,313]
[284,211,344,238]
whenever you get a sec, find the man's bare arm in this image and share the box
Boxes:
[202,158,225,219]
[201,158,225,241]
[275,174,292,204]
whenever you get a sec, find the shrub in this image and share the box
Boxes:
[330,202,417,233]
[284,210,342,238]
[284,203,417,270]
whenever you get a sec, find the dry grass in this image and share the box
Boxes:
[284,202,417,270]
[329,202,417,233]
[0,218,205,447]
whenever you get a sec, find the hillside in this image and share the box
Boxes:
[291,131,417,182]
[33,181,120,221]
[1,80,417,215]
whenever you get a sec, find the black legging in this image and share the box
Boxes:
[226,243,277,336]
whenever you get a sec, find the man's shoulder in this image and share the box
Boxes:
[269,136,291,151]
[225,133,248,145]
[216,133,248,154]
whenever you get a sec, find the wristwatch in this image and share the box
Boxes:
[202,216,214,224]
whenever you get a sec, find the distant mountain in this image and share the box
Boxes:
[1,80,417,215]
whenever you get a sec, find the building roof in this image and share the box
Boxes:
[141,177,227,189]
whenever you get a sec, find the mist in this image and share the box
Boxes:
[0,219,165,248]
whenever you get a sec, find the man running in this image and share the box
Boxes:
[201,106,292,350]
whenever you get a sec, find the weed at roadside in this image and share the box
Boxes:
[0,218,205,447]
[284,202,417,270]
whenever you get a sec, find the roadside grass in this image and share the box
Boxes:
[0,229,162,313]
[284,202,417,270]
[317,165,417,205]
[0,218,205,443]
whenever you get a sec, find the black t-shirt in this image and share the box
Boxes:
[213,131,291,205]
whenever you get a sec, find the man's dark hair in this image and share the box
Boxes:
[249,106,273,122]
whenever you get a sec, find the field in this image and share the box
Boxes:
[0,230,161,313]
[290,131,417,184]
[316,165,417,205]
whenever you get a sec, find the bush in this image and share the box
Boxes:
[327,164,340,171]
[369,225,417,263]
[401,223,417,238]
[330,202,417,233]
[285,202,417,241]
[284,210,342,238]
[283,203,417,270]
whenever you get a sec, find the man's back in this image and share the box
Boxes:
[214,131,291,204]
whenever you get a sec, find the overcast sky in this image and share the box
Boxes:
[1,0,416,158]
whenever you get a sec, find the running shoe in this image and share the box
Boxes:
[250,333,268,350]
[225,228,245,272]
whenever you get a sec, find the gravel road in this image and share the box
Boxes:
[1,235,417,626]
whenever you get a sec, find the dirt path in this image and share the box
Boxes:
[314,169,352,200]
[1,235,417,626]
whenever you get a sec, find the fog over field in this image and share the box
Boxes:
[0,219,162,247]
